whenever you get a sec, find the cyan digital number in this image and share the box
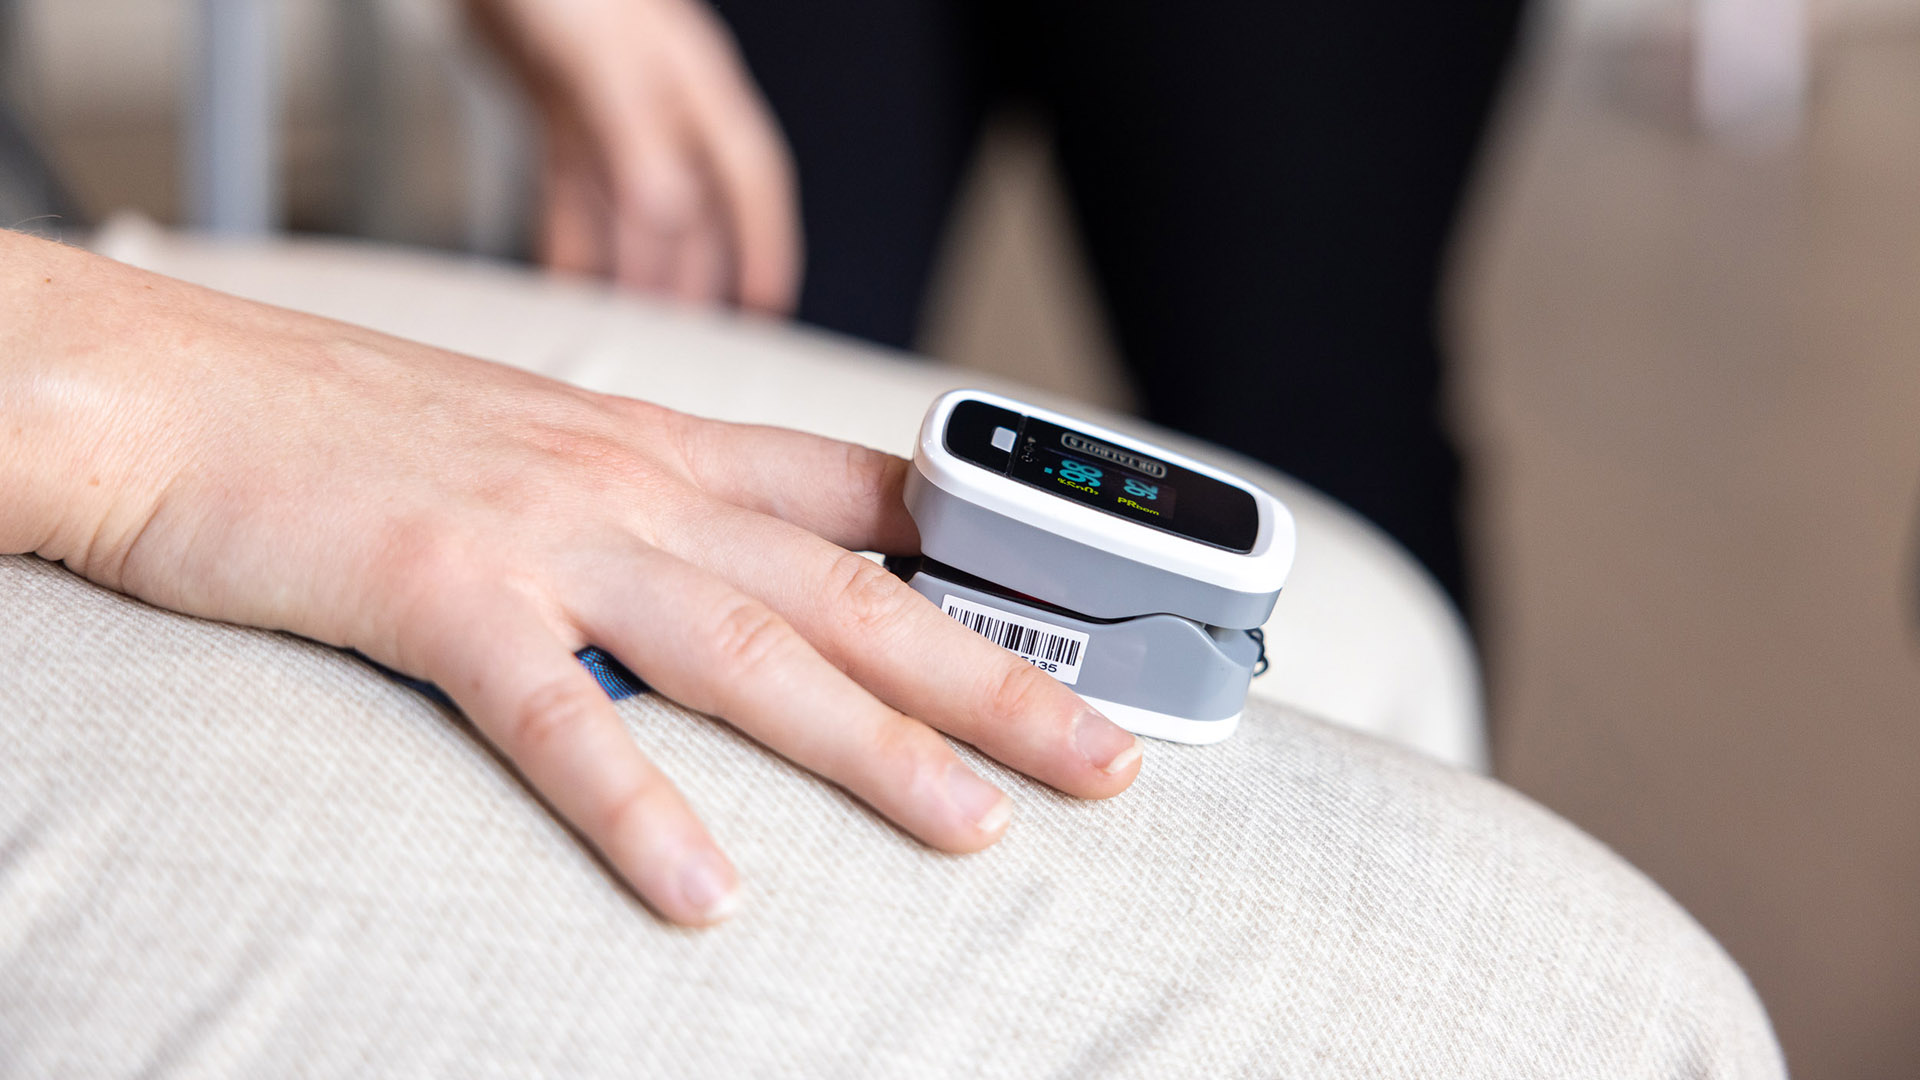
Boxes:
[1123,478,1159,500]
[1059,460,1103,487]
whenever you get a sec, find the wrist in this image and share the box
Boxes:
[0,232,182,582]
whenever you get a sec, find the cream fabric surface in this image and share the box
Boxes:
[86,218,1487,771]
[0,555,1781,1077]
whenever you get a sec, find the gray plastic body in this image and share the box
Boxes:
[892,560,1260,731]
[903,467,1280,630]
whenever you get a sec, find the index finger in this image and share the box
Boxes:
[667,411,919,554]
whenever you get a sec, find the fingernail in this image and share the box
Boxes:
[1075,708,1143,776]
[947,764,1012,834]
[678,851,740,923]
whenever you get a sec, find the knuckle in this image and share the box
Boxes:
[372,524,488,641]
[610,395,682,449]
[373,517,465,588]
[517,425,633,493]
[865,712,945,798]
[824,551,913,638]
[707,600,794,673]
[984,656,1056,727]
[840,443,898,510]
[660,408,716,487]
[505,677,604,757]
[380,505,482,564]
[624,164,701,234]
[486,414,690,523]
[597,779,672,851]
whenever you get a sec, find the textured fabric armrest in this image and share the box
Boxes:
[0,555,1780,1077]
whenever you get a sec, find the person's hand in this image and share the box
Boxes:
[467,0,800,312]
[1,234,1143,926]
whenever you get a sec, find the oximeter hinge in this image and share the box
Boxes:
[887,555,1263,743]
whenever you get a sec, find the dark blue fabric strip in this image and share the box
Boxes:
[364,646,648,709]
[573,646,648,699]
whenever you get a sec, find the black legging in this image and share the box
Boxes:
[709,0,1527,612]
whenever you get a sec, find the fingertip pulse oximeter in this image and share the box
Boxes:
[889,390,1296,744]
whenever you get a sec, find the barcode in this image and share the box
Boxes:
[940,594,1090,685]
[948,605,1083,666]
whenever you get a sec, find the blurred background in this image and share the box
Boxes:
[3,1,1918,1075]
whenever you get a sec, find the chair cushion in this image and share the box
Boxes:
[0,554,1778,1076]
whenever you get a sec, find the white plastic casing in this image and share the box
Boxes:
[1079,698,1244,745]
[913,389,1296,611]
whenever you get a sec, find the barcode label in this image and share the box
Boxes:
[941,595,1090,685]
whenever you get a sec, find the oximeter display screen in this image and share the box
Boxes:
[1010,416,1180,520]
[944,399,1260,553]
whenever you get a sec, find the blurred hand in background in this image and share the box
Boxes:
[465,0,800,312]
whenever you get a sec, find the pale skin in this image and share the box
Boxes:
[0,230,1144,926]
[466,0,801,311]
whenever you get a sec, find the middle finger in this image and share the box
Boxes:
[655,503,1144,800]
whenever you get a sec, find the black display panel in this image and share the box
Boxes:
[943,399,1259,553]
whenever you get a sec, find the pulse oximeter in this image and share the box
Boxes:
[888,390,1296,744]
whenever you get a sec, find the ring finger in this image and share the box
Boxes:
[563,540,1016,854]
